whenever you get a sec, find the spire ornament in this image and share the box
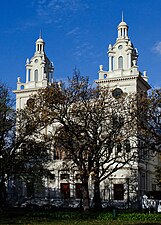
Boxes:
[122,11,124,22]
[39,29,42,39]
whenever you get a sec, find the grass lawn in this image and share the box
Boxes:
[0,209,161,225]
[1,219,161,225]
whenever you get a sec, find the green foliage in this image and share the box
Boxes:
[97,212,113,220]
[117,212,161,222]
[1,210,161,224]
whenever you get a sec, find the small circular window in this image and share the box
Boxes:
[27,98,35,108]
[118,45,123,50]
[35,59,38,63]
[112,88,123,99]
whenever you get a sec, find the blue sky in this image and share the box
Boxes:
[0,0,161,91]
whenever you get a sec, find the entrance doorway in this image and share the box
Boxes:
[114,184,124,200]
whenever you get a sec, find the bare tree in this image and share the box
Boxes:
[0,82,51,208]
[22,71,140,211]
[135,89,161,194]
[53,74,138,210]
[0,83,15,207]
[137,89,161,153]
[15,102,53,198]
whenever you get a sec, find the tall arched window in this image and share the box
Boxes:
[118,56,123,69]
[34,70,38,82]
[20,85,24,90]
[28,69,31,82]
[111,56,114,70]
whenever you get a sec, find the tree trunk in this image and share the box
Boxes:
[93,161,102,211]
[0,177,7,209]
[81,177,90,211]
[93,178,102,210]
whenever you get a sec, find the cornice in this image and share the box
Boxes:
[13,87,43,94]
[95,75,139,84]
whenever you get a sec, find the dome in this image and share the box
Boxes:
[118,21,128,27]
[36,38,44,43]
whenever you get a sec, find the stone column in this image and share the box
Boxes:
[128,53,131,68]
[125,28,127,37]
[42,67,44,79]
[26,69,29,83]
[109,55,113,71]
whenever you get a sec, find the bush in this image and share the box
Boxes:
[117,212,161,222]
[97,212,113,220]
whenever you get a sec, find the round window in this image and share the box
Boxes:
[118,45,123,50]
[27,98,35,108]
[112,88,123,98]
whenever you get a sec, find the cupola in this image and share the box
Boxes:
[36,32,45,53]
[117,13,129,39]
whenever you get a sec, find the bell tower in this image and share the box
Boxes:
[13,34,54,109]
[95,16,150,93]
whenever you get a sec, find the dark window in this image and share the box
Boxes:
[49,173,55,180]
[117,143,122,153]
[112,88,123,99]
[60,183,70,199]
[27,98,35,108]
[28,69,31,81]
[53,148,59,160]
[75,183,82,199]
[26,180,34,197]
[138,140,147,160]
[140,173,145,190]
[124,139,130,153]
[60,174,69,180]
[114,184,124,200]
[111,56,114,70]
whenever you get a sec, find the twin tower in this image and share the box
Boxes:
[13,18,150,109]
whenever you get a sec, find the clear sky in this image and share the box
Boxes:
[0,0,161,91]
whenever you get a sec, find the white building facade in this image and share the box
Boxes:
[95,18,159,206]
[13,19,160,208]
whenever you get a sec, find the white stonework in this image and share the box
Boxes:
[95,17,160,204]
[95,17,150,94]
[13,19,160,207]
[13,34,54,109]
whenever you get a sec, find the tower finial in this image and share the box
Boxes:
[39,29,42,39]
[122,11,124,22]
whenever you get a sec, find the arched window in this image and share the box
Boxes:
[118,56,123,69]
[117,143,122,153]
[28,69,31,82]
[34,70,38,82]
[20,85,24,90]
[124,139,130,153]
[48,72,53,82]
[111,56,114,70]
